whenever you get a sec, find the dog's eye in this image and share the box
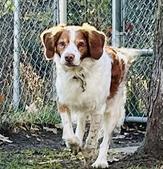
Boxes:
[58,41,66,48]
[77,41,85,48]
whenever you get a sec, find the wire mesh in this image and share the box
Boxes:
[122,0,157,48]
[0,0,58,124]
[0,1,14,116]
[0,0,157,124]
[122,0,157,119]
[67,0,112,31]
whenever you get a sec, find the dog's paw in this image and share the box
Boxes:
[92,158,108,168]
[82,147,97,161]
[66,136,81,154]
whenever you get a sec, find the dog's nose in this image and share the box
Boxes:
[65,54,75,63]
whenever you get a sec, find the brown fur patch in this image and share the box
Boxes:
[58,103,70,113]
[75,31,89,59]
[56,30,70,55]
[40,25,65,59]
[87,30,105,59]
[41,24,106,60]
[56,30,89,59]
[0,95,4,103]
[80,30,105,59]
[106,47,126,99]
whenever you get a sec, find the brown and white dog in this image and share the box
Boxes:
[41,23,139,168]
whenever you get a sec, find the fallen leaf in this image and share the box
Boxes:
[55,123,63,129]
[0,134,12,143]
[39,159,63,164]
[43,126,57,134]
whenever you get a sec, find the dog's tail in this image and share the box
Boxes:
[116,48,153,64]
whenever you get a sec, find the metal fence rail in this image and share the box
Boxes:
[0,0,157,124]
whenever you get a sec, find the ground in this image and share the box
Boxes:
[0,123,162,169]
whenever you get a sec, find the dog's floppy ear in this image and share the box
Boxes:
[40,25,65,60]
[81,23,106,60]
[88,30,105,59]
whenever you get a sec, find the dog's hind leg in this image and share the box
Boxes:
[92,113,118,168]
[92,89,126,168]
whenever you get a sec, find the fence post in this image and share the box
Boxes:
[121,0,126,46]
[52,0,67,102]
[52,0,59,102]
[59,0,67,24]
[112,0,122,47]
[13,0,20,109]
[53,0,59,24]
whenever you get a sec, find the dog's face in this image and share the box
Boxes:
[41,24,105,67]
[55,27,89,66]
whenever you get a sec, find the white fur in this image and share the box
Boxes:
[94,83,126,168]
[60,27,81,66]
[55,51,112,109]
[54,29,126,168]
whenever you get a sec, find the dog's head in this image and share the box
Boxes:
[40,23,105,67]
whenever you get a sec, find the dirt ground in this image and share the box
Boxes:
[0,123,162,169]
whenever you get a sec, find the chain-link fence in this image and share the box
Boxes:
[122,0,157,121]
[0,0,157,124]
[0,0,58,124]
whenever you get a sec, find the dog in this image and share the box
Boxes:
[41,23,139,168]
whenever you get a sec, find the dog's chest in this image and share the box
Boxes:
[56,70,110,111]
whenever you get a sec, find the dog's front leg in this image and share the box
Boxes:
[85,114,102,150]
[58,103,81,152]
[75,112,86,147]
[83,106,105,163]
[83,113,102,165]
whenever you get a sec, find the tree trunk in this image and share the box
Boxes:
[142,0,163,158]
